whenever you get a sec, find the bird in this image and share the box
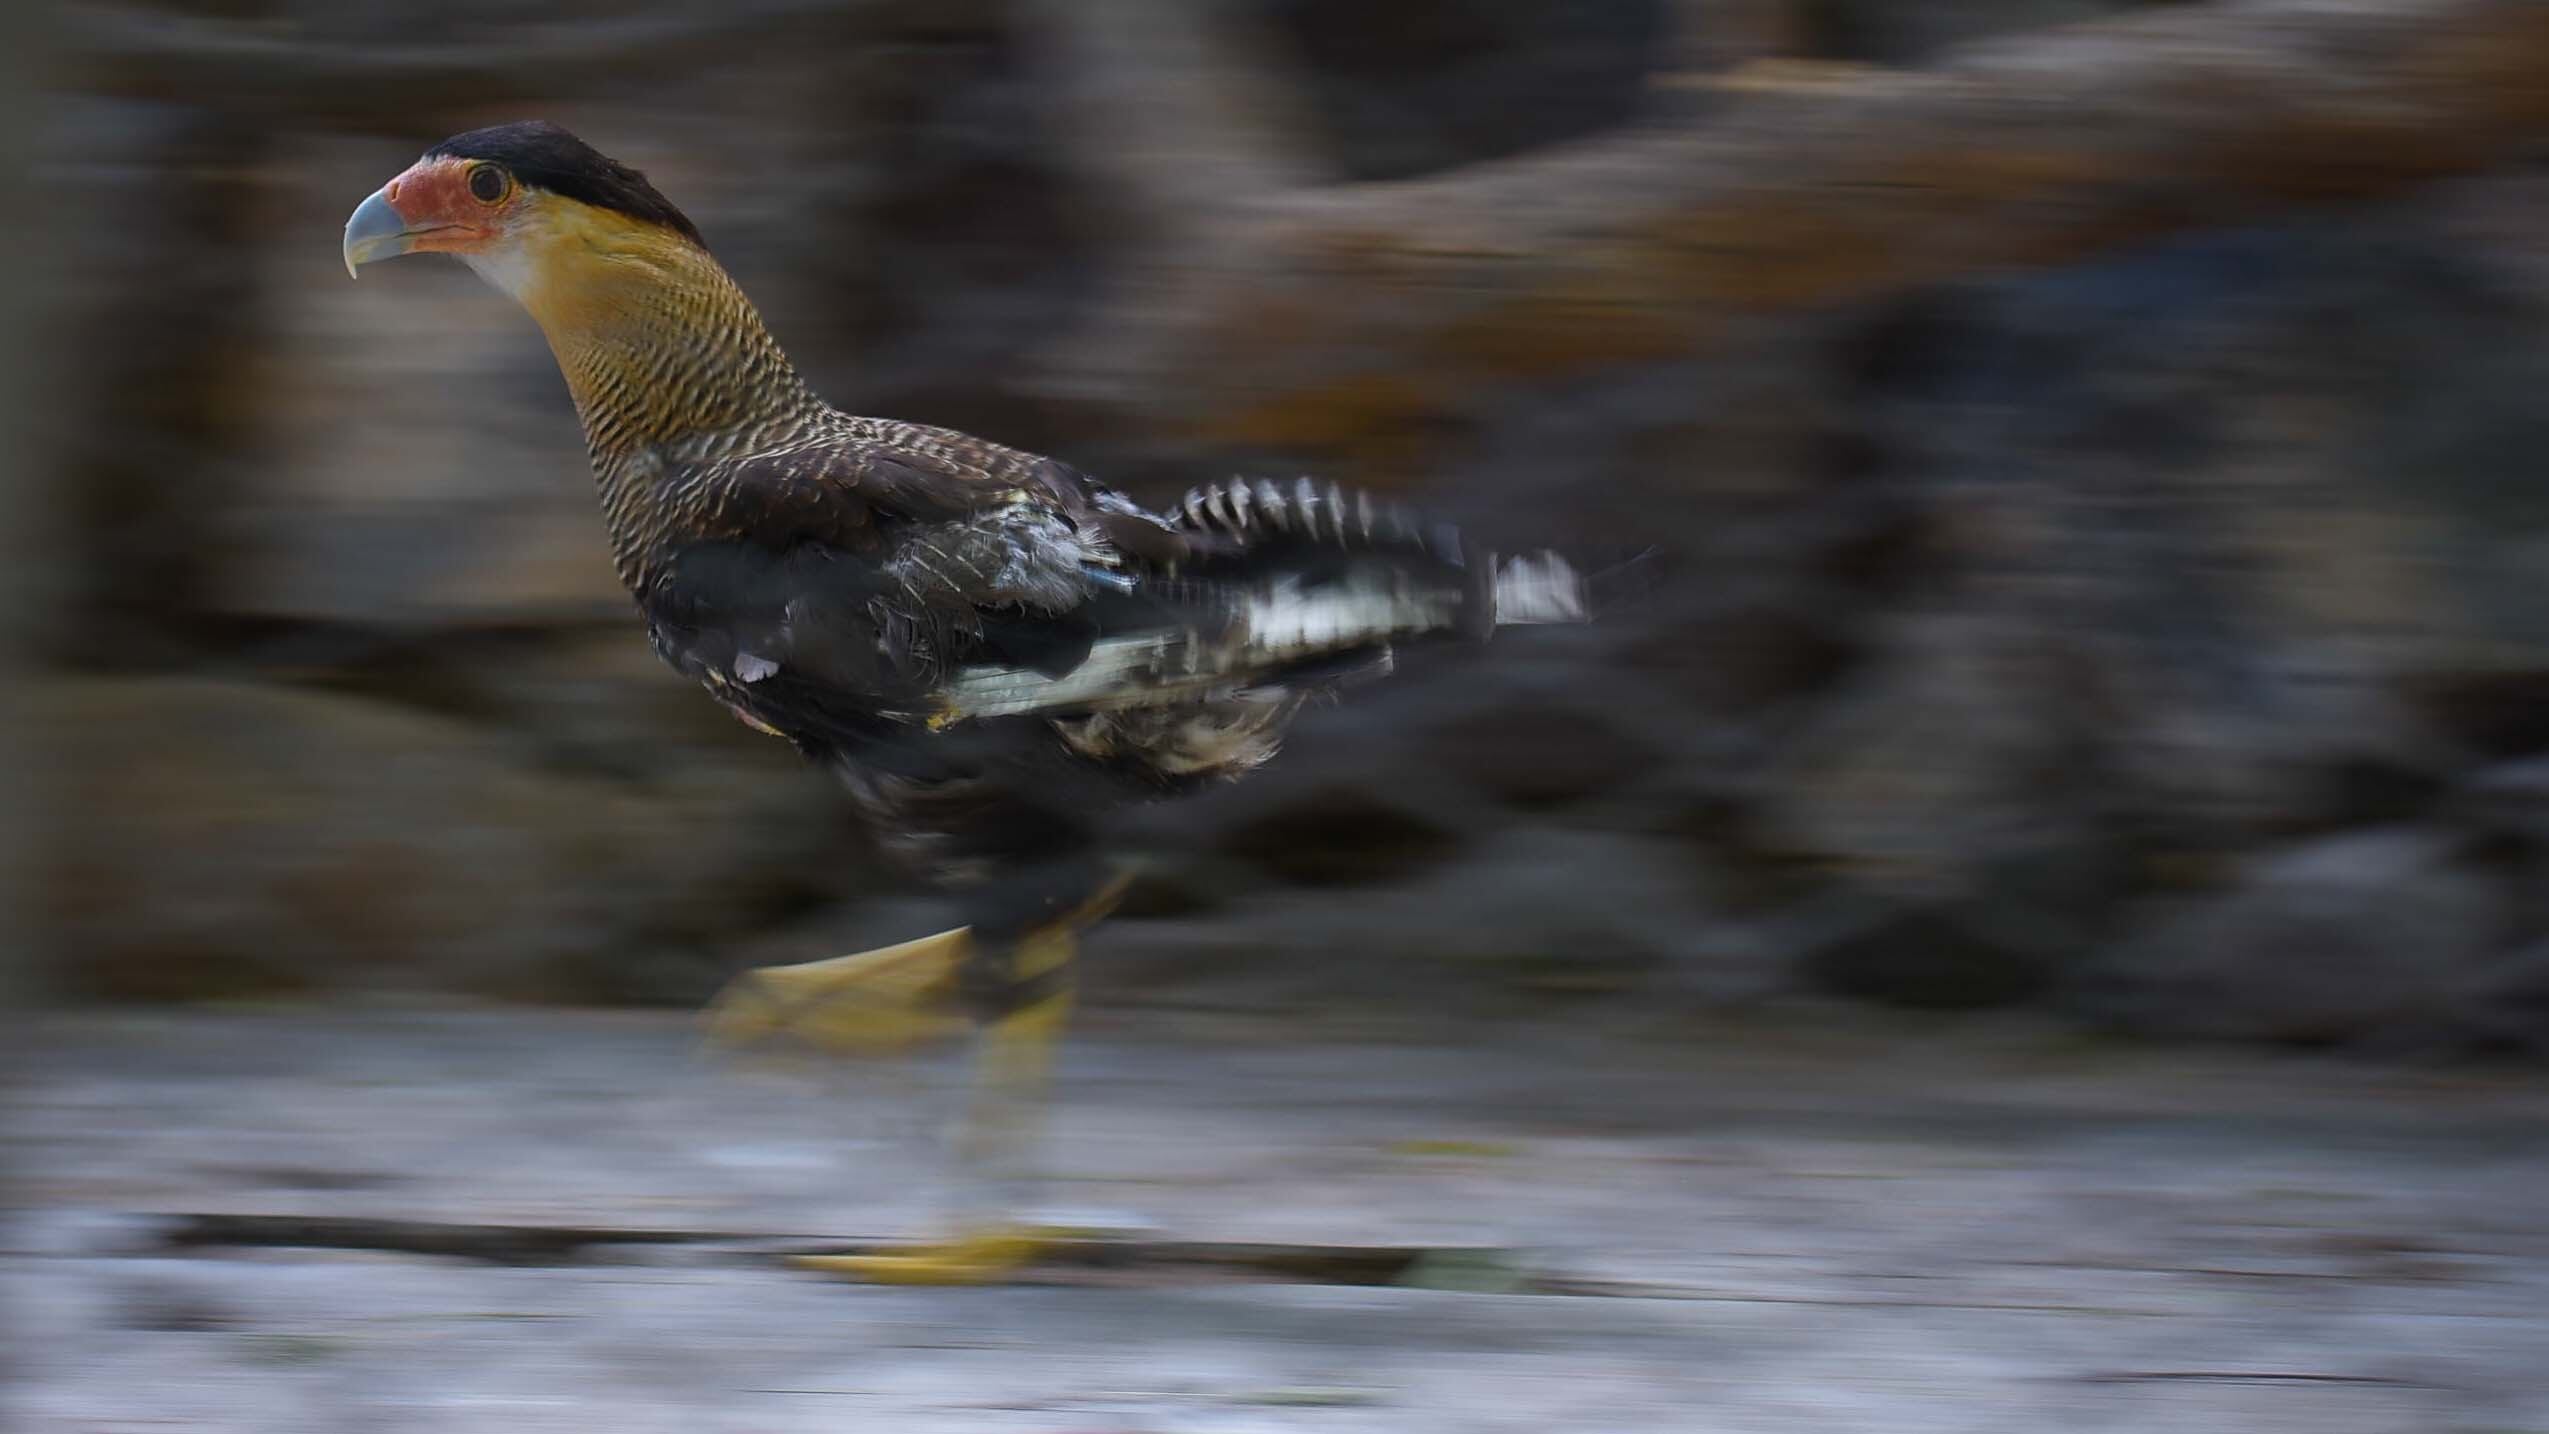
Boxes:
[345,121,1620,1283]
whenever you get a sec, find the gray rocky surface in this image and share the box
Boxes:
[13,1005,2549,1431]
[2068,826,2513,1048]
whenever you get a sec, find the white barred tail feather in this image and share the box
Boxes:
[1489,551,1591,625]
[934,469,1609,727]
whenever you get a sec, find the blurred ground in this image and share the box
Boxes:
[13,1004,2549,1432]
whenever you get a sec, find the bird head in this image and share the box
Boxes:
[343,121,703,302]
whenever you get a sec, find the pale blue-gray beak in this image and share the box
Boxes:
[342,188,415,279]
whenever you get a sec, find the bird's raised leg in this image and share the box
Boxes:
[706,862,1129,1285]
[788,915,1091,1285]
[699,926,976,1057]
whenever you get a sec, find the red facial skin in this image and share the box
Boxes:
[378,157,517,254]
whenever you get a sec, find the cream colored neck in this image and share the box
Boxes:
[473,204,819,459]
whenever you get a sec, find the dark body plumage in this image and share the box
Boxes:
[629,401,1577,939]
[340,120,1620,1280]
[426,121,1595,963]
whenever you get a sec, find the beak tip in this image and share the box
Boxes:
[342,187,412,281]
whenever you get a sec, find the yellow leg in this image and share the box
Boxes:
[791,934,1077,1286]
[698,926,974,1057]
[713,872,1131,1286]
[789,1223,1053,1286]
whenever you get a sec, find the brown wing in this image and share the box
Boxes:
[638,421,1214,737]
[674,418,1196,565]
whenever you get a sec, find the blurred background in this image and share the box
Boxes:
[22,0,2549,1053]
[13,3,2549,1430]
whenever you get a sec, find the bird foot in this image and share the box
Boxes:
[699,927,973,1057]
[788,1224,1059,1285]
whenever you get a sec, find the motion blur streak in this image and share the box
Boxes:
[14,2,2549,1430]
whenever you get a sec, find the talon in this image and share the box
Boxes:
[790,1225,1052,1285]
[700,927,973,1057]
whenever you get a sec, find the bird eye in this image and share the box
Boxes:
[467,164,509,204]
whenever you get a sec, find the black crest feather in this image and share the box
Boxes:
[426,121,702,245]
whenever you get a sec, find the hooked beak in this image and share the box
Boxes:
[343,188,422,279]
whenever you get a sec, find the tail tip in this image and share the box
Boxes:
[1491,551,1593,625]
[1491,546,1673,627]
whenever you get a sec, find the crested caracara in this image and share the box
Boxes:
[346,122,1617,1283]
